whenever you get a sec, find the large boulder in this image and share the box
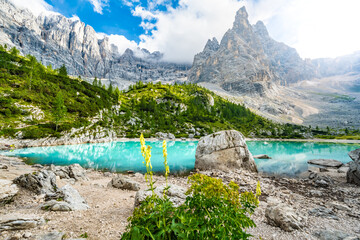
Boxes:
[265,197,305,232]
[0,179,19,205]
[108,176,140,191]
[0,214,44,231]
[195,130,257,172]
[13,170,57,195]
[42,184,89,211]
[347,149,360,185]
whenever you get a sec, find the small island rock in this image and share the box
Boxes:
[307,159,343,168]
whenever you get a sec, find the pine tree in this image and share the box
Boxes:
[53,92,67,131]
[108,83,113,94]
[27,55,37,90]
[93,77,98,86]
[58,64,68,77]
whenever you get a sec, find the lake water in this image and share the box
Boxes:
[1,141,359,176]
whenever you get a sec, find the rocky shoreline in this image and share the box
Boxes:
[1,154,360,240]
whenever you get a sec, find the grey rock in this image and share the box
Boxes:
[155,132,175,140]
[32,164,43,169]
[48,164,88,181]
[135,184,186,207]
[0,214,44,231]
[307,159,343,168]
[349,149,360,162]
[195,130,257,172]
[0,179,19,205]
[35,232,64,240]
[41,200,72,211]
[13,170,57,195]
[347,149,360,185]
[253,154,271,159]
[108,176,140,191]
[338,166,350,173]
[309,207,339,220]
[312,229,354,240]
[265,197,305,232]
[44,184,89,211]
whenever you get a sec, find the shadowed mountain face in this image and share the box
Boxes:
[0,0,190,85]
[188,7,318,96]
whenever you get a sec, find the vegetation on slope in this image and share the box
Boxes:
[0,45,353,140]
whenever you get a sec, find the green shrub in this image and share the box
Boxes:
[121,135,260,240]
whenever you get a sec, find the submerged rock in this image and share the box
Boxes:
[0,214,44,231]
[195,130,257,172]
[108,176,140,191]
[253,154,272,159]
[307,159,343,168]
[13,170,57,195]
[265,197,305,232]
[347,148,360,186]
[0,179,19,205]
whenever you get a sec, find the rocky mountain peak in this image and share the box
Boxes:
[232,6,251,34]
[204,37,220,52]
[254,21,269,39]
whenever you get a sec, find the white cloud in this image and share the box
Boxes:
[87,0,109,14]
[135,0,244,63]
[121,0,140,7]
[97,33,139,54]
[244,0,360,59]
[9,0,56,16]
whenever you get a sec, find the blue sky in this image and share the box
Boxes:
[10,0,360,63]
[43,0,181,42]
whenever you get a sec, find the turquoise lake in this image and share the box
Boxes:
[1,141,359,176]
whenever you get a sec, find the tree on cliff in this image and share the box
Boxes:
[53,91,67,131]
[58,64,68,77]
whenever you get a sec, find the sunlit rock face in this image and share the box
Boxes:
[188,7,319,95]
[0,0,189,85]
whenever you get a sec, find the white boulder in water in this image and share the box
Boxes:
[195,130,257,172]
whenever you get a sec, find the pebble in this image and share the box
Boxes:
[23,232,32,238]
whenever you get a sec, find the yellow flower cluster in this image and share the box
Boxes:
[255,181,261,205]
[162,140,170,196]
[140,133,154,193]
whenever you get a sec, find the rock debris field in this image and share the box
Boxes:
[0,155,360,240]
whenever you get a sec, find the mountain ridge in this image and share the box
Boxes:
[0,0,190,86]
